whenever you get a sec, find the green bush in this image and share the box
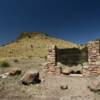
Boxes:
[0,61,10,68]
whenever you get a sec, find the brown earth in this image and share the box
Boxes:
[0,57,99,100]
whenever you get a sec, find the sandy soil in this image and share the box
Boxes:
[0,57,99,100]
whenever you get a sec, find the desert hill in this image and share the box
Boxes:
[0,32,79,57]
[0,33,99,100]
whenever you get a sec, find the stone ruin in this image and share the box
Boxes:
[83,40,100,76]
[45,45,62,75]
[45,40,100,76]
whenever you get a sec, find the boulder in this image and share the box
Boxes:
[0,73,9,79]
[88,75,100,92]
[21,70,41,85]
[62,67,72,75]
[9,68,21,76]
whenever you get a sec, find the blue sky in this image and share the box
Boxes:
[0,0,100,44]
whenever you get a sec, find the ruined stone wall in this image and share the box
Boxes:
[83,40,100,76]
[47,45,57,73]
[88,40,100,66]
[46,44,87,74]
[46,40,100,76]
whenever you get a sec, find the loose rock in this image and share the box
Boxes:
[0,73,9,79]
[21,70,41,85]
[9,68,21,76]
[88,75,100,92]
[60,83,68,90]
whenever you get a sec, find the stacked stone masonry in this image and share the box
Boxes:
[47,45,57,73]
[85,40,100,76]
[88,40,100,65]
[46,40,100,76]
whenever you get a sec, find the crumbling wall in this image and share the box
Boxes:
[88,40,100,65]
[47,45,57,73]
[46,40,100,76]
[83,40,100,76]
[46,44,87,74]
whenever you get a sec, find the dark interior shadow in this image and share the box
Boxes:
[56,47,88,67]
[32,79,41,84]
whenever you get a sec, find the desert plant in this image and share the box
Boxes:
[0,61,10,68]
[28,55,32,59]
[14,59,19,63]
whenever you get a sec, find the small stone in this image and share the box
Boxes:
[60,84,68,90]
[9,68,21,76]
[0,73,9,79]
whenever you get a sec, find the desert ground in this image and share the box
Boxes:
[0,57,99,100]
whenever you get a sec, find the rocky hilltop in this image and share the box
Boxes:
[0,32,79,57]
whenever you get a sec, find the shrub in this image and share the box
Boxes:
[14,59,19,63]
[28,55,32,59]
[0,61,10,68]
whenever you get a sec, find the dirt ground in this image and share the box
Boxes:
[0,57,100,100]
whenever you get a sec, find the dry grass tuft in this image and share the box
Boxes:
[0,61,10,68]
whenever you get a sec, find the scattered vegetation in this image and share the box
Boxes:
[28,55,33,59]
[0,61,10,68]
[9,51,13,54]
